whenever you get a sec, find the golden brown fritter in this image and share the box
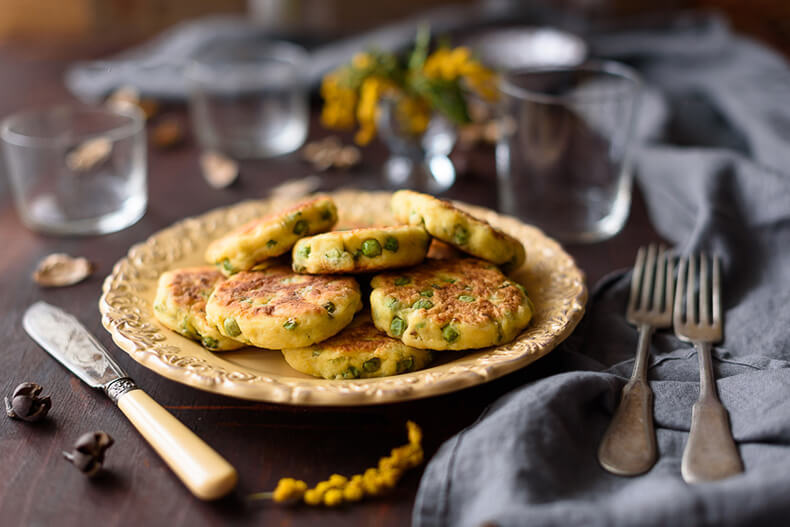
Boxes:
[391,190,526,272]
[206,266,362,349]
[153,267,243,351]
[370,258,533,350]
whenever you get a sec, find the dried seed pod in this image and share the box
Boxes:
[33,253,93,287]
[63,431,114,477]
[269,176,321,201]
[335,146,361,169]
[5,382,51,422]
[152,117,184,149]
[105,85,158,119]
[65,137,113,172]
[200,151,239,189]
[311,148,336,171]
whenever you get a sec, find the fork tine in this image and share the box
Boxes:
[665,253,675,314]
[652,246,666,312]
[628,246,646,314]
[699,253,710,325]
[674,256,687,326]
[640,244,657,311]
[712,254,722,325]
[686,253,697,324]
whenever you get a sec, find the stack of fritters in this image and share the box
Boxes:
[153,190,534,380]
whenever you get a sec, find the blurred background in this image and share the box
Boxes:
[0,0,787,53]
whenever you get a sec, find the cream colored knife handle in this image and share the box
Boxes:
[115,388,238,500]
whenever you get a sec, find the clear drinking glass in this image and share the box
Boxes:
[1,104,147,235]
[496,61,641,243]
[187,40,309,159]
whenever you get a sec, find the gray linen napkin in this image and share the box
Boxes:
[413,13,790,527]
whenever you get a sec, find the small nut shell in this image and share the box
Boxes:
[33,253,93,287]
[200,151,238,189]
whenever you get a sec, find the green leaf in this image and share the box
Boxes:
[410,76,471,126]
[408,23,431,72]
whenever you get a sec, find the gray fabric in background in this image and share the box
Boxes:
[413,13,790,527]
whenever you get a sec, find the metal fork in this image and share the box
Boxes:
[675,253,744,483]
[598,244,674,476]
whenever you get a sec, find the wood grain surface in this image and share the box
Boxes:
[0,40,664,527]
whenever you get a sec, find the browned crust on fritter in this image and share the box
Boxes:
[426,239,463,260]
[211,266,359,317]
[373,258,523,326]
[313,316,395,354]
[236,195,332,235]
[416,195,511,242]
[161,267,224,313]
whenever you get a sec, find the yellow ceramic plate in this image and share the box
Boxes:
[99,191,587,406]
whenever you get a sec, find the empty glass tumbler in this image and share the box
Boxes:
[187,40,309,159]
[496,61,641,243]
[1,104,147,235]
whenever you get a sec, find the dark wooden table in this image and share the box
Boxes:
[0,41,664,527]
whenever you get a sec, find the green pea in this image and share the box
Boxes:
[353,249,363,261]
[383,236,399,252]
[293,264,306,273]
[458,295,476,303]
[153,304,164,312]
[361,239,382,257]
[390,316,406,337]
[412,299,433,310]
[495,322,504,343]
[526,296,536,313]
[453,225,470,245]
[325,248,342,260]
[297,245,311,259]
[342,366,360,379]
[293,219,308,235]
[363,358,381,372]
[415,321,426,329]
[441,276,456,283]
[321,208,333,221]
[386,297,400,310]
[201,336,219,349]
[179,319,197,339]
[431,283,443,290]
[224,318,241,337]
[323,302,336,315]
[394,276,411,286]
[220,258,234,274]
[266,239,277,248]
[420,289,434,297]
[442,324,460,343]
[283,319,298,330]
[312,349,322,357]
[514,282,527,296]
[397,356,414,373]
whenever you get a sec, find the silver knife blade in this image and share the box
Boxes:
[23,301,127,389]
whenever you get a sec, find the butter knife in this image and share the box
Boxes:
[23,301,238,500]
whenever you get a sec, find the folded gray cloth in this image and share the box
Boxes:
[414,13,790,527]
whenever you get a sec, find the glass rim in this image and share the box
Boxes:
[0,103,144,148]
[185,39,308,83]
[499,60,642,105]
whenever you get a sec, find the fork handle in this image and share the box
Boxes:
[681,342,743,483]
[598,324,657,476]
